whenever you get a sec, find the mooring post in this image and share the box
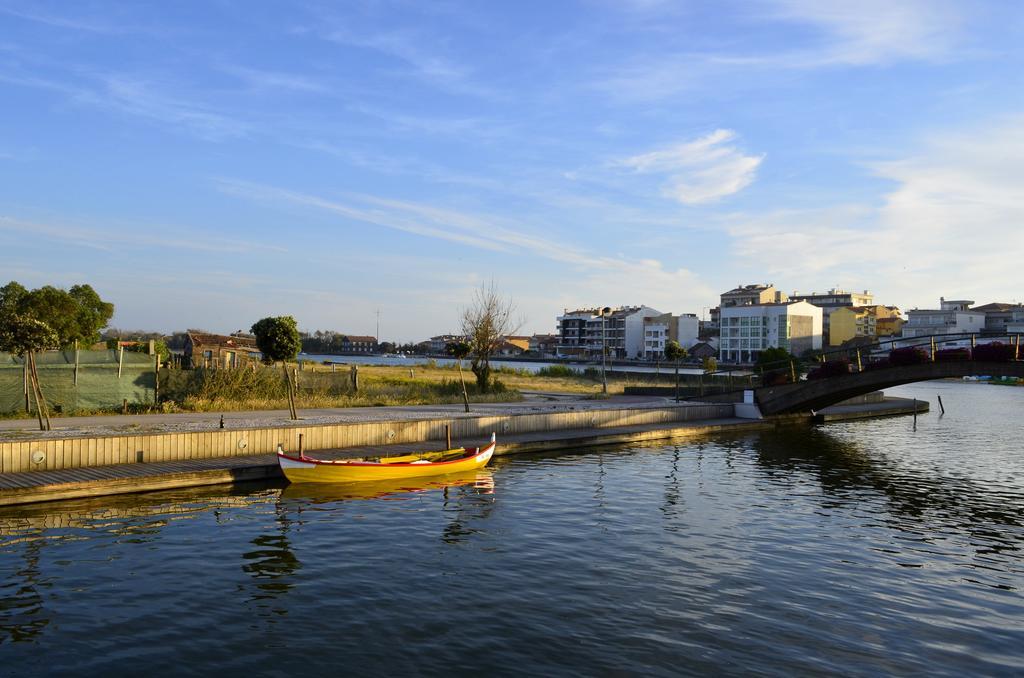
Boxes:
[913,399,917,430]
[856,349,862,372]
[938,395,945,415]
[445,424,451,450]
[298,434,304,457]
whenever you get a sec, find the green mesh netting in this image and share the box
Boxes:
[0,350,157,414]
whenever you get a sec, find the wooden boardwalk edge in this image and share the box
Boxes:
[0,419,779,507]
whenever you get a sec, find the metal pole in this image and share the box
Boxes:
[601,313,607,394]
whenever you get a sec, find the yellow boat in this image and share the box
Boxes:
[276,433,496,483]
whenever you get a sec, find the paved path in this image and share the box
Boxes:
[0,393,672,440]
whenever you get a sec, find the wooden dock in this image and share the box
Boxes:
[0,418,772,507]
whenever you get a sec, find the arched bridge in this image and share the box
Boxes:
[695,332,1023,416]
[756,360,1024,415]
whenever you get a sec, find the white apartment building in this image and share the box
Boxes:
[556,305,663,358]
[719,301,823,363]
[643,314,700,359]
[901,298,986,340]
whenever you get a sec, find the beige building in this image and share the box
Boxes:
[829,305,902,346]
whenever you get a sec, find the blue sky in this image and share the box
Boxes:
[2,1,1023,342]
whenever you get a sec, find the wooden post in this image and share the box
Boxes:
[74,339,79,385]
[298,433,304,456]
[1015,334,1020,360]
[122,398,128,414]
[445,424,451,450]
[912,398,917,431]
[971,334,976,348]
[23,357,29,413]
[351,365,359,392]
[930,337,936,362]
[856,349,862,372]
[937,395,945,415]
[154,353,160,406]
[699,373,704,396]
[118,346,124,378]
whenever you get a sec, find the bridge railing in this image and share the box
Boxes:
[697,332,1022,395]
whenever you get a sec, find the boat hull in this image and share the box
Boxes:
[278,438,496,483]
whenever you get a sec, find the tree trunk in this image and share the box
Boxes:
[281,362,298,419]
[472,359,491,393]
[457,361,470,412]
[28,352,51,431]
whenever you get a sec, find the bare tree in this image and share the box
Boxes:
[460,282,522,393]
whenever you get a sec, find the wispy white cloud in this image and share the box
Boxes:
[0,215,287,255]
[0,68,251,141]
[618,129,764,204]
[596,0,966,101]
[764,0,964,66]
[0,5,126,33]
[722,116,1024,308]
[314,23,499,99]
[219,64,331,94]
[214,178,713,311]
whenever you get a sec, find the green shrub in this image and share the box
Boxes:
[537,365,581,378]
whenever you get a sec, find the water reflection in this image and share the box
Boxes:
[660,447,684,527]
[278,470,495,506]
[0,539,49,644]
[751,427,1024,561]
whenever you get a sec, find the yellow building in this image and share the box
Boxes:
[829,306,903,346]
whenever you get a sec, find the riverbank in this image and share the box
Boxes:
[0,396,925,506]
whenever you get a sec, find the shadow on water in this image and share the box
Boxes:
[751,426,1023,549]
[0,482,285,644]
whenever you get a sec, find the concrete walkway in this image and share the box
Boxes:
[0,393,667,441]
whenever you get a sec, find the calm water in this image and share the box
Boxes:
[1,381,1022,676]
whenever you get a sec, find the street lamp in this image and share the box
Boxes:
[600,307,611,394]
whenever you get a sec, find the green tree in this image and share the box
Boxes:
[460,282,521,393]
[0,315,59,430]
[664,340,688,402]
[756,347,798,384]
[251,316,302,419]
[0,281,114,429]
[702,356,717,374]
[446,340,472,412]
